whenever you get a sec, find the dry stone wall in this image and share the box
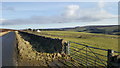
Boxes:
[18,31,68,54]
[15,31,79,66]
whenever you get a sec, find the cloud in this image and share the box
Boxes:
[65,5,79,17]
[1,4,117,25]
[98,0,105,11]
[0,19,6,23]
[1,16,57,25]
[61,5,117,22]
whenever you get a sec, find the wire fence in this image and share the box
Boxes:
[68,41,120,67]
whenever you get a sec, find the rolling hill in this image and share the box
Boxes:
[23,25,120,35]
[59,25,120,35]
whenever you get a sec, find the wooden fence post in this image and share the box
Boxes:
[107,49,114,68]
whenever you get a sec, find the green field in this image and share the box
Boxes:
[26,31,119,51]
[26,30,119,66]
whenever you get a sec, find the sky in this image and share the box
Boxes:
[0,2,119,29]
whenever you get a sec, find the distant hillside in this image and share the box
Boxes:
[61,25,120,35]
[24,25,120,35]
[0,29,19,32]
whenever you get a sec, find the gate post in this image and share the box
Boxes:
[67,42,70,55]
[64,42,70,55]
[107,49,114,68]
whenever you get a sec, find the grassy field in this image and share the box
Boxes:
[26,31,119,51]
[26,30,119,66]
